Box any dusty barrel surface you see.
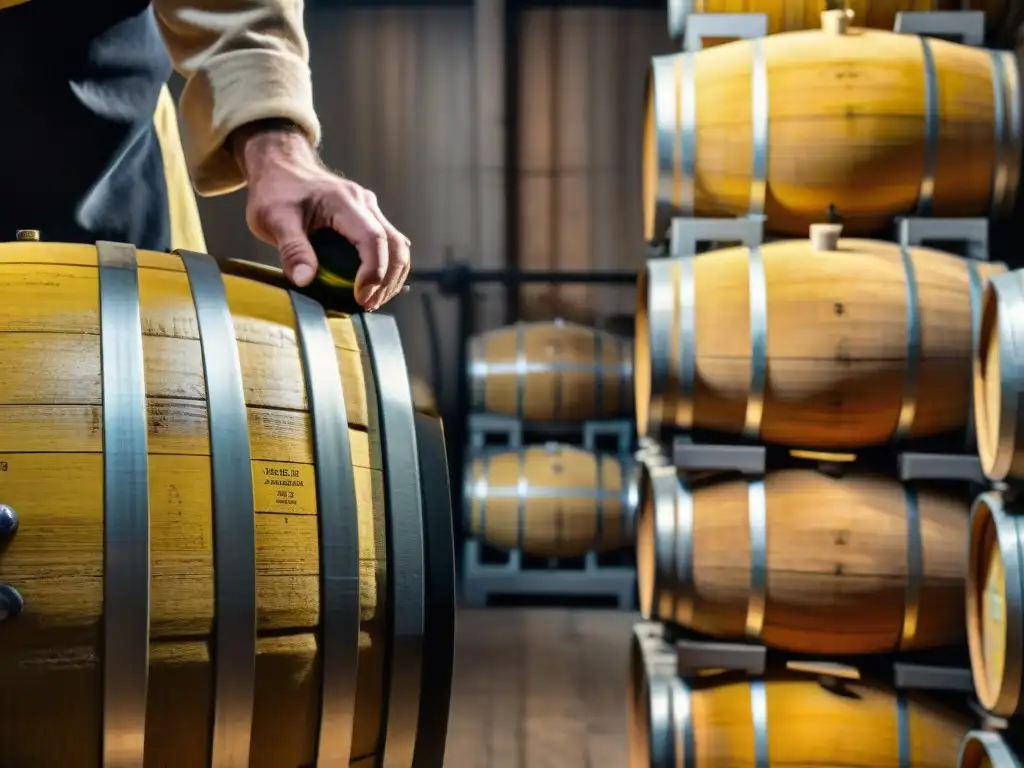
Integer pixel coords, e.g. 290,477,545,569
465,444,638,557
974,270,1024,481
0,240,455,767
643,23,1022,241
636,465,968,654
666,0,1023,46
635,235,1005,447
468,320,632,423
629,624,972,768
965,492,1024,719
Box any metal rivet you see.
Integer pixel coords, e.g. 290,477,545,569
0,585,24,621
0,505,19,535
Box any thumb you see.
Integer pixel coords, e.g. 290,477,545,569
266,211,318,288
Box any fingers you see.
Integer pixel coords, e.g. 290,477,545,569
330,201,388,308
261,207,319,287
363,191,411,307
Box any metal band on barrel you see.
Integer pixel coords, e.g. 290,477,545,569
676,255,697,431
672,475,695,626
990,51,1023,217
354,314,426,766
750,680,770,767
516,448,527,550
649,470,679,621
916,37,939,216
896,693,911,768
745,247,768,440
646,259,677,435
411,413,457,767
179,250,258,767
647,676,674,767
679,52,697,216
749,38,768,217
98,241,152,768
746,479,768,639
290,292,361,766
469,337,485,411
894,246,921,441
670,678,695,768
958,731,1024,768
899,485,923,650
514,322,527,420
965,260,983,449
651,55,681,239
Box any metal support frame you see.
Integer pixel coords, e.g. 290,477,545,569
893,11,986,46
461,414,636,609
665,626,973,694
680,12,767,52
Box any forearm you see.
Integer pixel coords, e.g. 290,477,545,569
151,0,322,196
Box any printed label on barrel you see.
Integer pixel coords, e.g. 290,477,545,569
253,460,317,515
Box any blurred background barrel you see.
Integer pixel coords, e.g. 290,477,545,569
966,492,1024,719
629,625,972,768
637,466,968,654
666,0,1024,46
468,319,632,423
636,235,1005,447
975,271,1024,481
643,25,1022,241
465,444,638,558
0,240,450,766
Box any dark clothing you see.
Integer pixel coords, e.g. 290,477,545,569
0,0,171,250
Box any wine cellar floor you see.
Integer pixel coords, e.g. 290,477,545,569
445,609,637,768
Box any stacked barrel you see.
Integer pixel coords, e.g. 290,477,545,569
628,0,1024,765
462,320,638,564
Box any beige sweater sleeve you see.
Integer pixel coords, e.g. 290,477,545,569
151,0,322,196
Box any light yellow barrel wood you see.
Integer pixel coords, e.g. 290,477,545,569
411,375,438,417
629,625,973,768
643,22,1022,241
468,320,632,423
965,492,1024,718
637,466,968,654
667,0,1022,45
466,444,637,558
636,235,1005,448
959,730,1024,768
973,270,1024,481
0,241,389,766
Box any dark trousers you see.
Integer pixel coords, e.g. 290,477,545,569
0,0,172,250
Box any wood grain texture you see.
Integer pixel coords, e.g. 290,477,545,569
643,25,1021,239
0,242,388,766
636,238,1005,447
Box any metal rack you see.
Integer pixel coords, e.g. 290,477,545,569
461,413,637,609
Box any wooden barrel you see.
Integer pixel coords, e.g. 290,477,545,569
965,491,1024,718
411,375,439,417
959,731,1024,768
642,22,1023,241
629,625,972,768
666,0,1023,46
974,270,1024,481
468,319,632,423
0,239,455,767
465,444,638,557
635,233,1006,447
637,465,968,654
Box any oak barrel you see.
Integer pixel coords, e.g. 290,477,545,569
974,270,1024,481
629,623,972,768
465,444,638,557
667,0,1024,46
965,492,1024,718
959,731,1024,768
468,319,632,423
637,465,968,654
636,233,1005,447
643,22,1023,241
0,239,455,767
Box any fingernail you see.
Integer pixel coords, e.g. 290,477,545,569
293,264,315,287
403,236,412,246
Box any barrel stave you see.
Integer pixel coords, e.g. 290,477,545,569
0,244,393,765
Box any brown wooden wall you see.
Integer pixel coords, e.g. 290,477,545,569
180,5,670,410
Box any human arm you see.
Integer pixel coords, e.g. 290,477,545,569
151,0,409,306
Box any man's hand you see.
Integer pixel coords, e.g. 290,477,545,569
231,120,410,310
